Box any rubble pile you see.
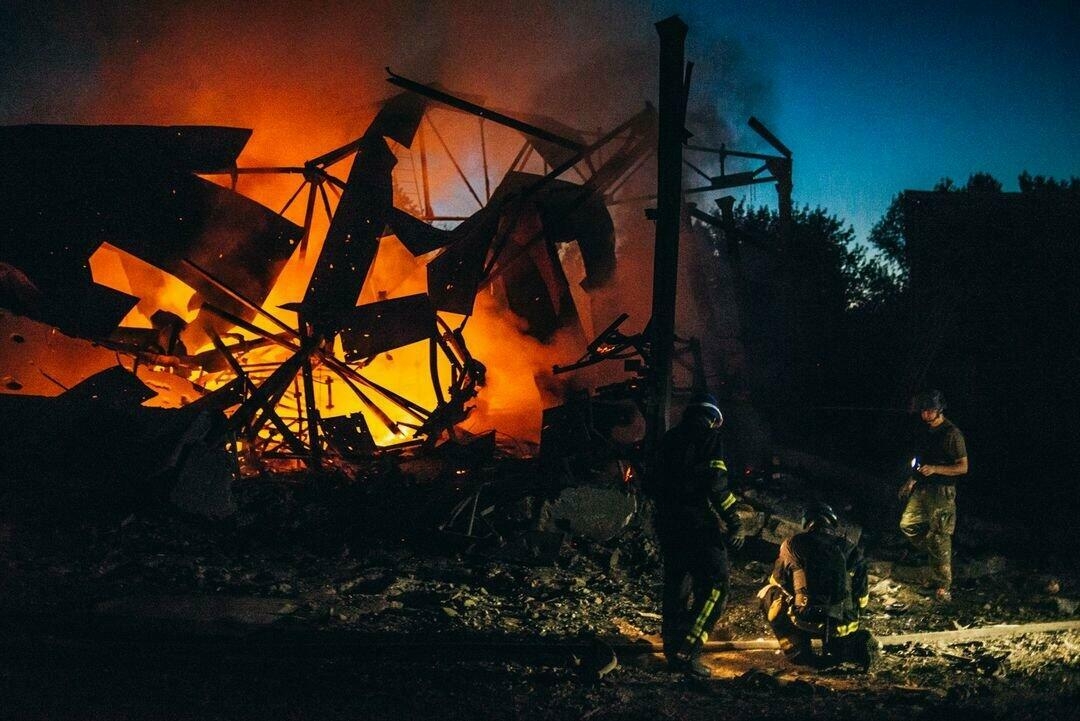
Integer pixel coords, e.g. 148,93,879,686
2,465,1078,719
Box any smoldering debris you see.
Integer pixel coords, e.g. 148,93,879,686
3,460,1079,720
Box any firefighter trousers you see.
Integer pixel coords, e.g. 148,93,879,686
659,536,730,659
758,585,865,663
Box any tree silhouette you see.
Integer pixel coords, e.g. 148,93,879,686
1018,171,1080,193
964,172,1003,192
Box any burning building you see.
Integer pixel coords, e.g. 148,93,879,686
0,58,669,512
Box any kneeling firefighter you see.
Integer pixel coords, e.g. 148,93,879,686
647,394,745,678
757,502,878,670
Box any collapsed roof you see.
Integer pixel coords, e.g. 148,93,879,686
0,124,303,339
0,77,656,466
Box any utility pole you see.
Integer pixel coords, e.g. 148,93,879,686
647,15,689,451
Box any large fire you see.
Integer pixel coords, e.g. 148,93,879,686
0,5,682,457
12,106,617,451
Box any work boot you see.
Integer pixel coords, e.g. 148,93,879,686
847,630,881,672
669,651,712,678
787,651,826,670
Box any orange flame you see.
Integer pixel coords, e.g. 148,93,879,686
4,6,671,451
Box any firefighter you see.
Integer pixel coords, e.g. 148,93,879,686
648,393,745,678
899,389,968,601
757,502,878,670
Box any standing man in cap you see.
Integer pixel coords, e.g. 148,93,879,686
899,390,968,602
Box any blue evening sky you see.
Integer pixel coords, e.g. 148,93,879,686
664,0,1079,242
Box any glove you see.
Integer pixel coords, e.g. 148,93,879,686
726,528,746,551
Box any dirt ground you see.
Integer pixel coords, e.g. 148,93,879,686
2,471,1078,720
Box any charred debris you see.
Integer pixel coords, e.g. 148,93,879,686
0,87,630,512
0,22,800,530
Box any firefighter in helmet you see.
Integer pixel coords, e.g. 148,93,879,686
758,501,878,670
648,393,745,678
899,389,968,602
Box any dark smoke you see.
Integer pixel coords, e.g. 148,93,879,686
3,2,774,141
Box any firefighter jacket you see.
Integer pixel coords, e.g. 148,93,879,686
767,527,868,636
648,416,742,541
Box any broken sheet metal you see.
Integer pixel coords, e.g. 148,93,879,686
58,364,159,408
0,365,237,518
35,283,140,340
0,310,212,403
201,87,480,460
385,73,653,339
300,91,430,336
385,207,456,256
320,412,378,457
422,172,616,341
1,123,252,174
366,91,430,149
338,294,437,362
167,176,302,330
424,205,504,316
517,174,616,289
0,124,302,339
300,134,396,335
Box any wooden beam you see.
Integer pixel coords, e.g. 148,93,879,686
637,619,1080,654
873,619,1080,647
